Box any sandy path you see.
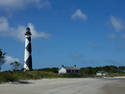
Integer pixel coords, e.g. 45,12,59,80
102,78,125,94
0,78,124,94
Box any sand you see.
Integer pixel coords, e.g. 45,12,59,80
0,78,125,94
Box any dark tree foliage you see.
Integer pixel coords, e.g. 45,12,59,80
37,67,58,73
0,49,5,70
80,65,125,75
10,61,21,71
0,49,5,58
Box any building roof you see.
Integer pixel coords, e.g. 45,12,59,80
61,65,80,70
96,71,107,74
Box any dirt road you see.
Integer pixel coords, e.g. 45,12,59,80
0,78,124,94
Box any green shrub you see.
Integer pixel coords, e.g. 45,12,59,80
0,72,19,83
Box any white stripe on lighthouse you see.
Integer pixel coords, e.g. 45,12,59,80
24,27,32,71
24,36,30,70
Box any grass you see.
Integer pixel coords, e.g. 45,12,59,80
0,70,60,81
105,73,125,77
0,72,19,83
0,70,83,83
1,70,125,83
0,70,87,83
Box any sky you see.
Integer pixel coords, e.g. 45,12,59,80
0,0,125,70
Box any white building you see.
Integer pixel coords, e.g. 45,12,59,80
58,65,80,74
96,71,108,76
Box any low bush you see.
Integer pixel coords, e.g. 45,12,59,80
0,70,60,83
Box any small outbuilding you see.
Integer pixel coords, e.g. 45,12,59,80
58,65,80,74
96,71,108,76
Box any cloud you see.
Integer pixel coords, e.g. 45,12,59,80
85,40,99,48
110,16,124,32
107,34,117,39
72,53,82,58
0,17,9,32
0,0,51,12
71,9,87,21
122,34,125,39
0,17,51,41
4,55,20,64
28,23,51,39
106,16,125,40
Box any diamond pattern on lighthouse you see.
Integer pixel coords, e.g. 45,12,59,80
24,27,32,71
25,55,32,70
26,43,31,53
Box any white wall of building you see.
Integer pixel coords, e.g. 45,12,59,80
96,73,102,76
96,72,107,76
58,67,66,74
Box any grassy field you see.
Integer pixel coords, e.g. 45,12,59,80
0,71,56,83
0,70,84,83
1,67,125,83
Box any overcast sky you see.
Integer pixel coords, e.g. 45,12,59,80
0,0,125,70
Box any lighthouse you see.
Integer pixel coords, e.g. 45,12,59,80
24,27,32,71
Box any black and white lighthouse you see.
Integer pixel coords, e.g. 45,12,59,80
24,27,32,71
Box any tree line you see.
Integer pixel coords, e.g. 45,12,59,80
80,65,125,75
0,49,21,71
1,48,125,74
